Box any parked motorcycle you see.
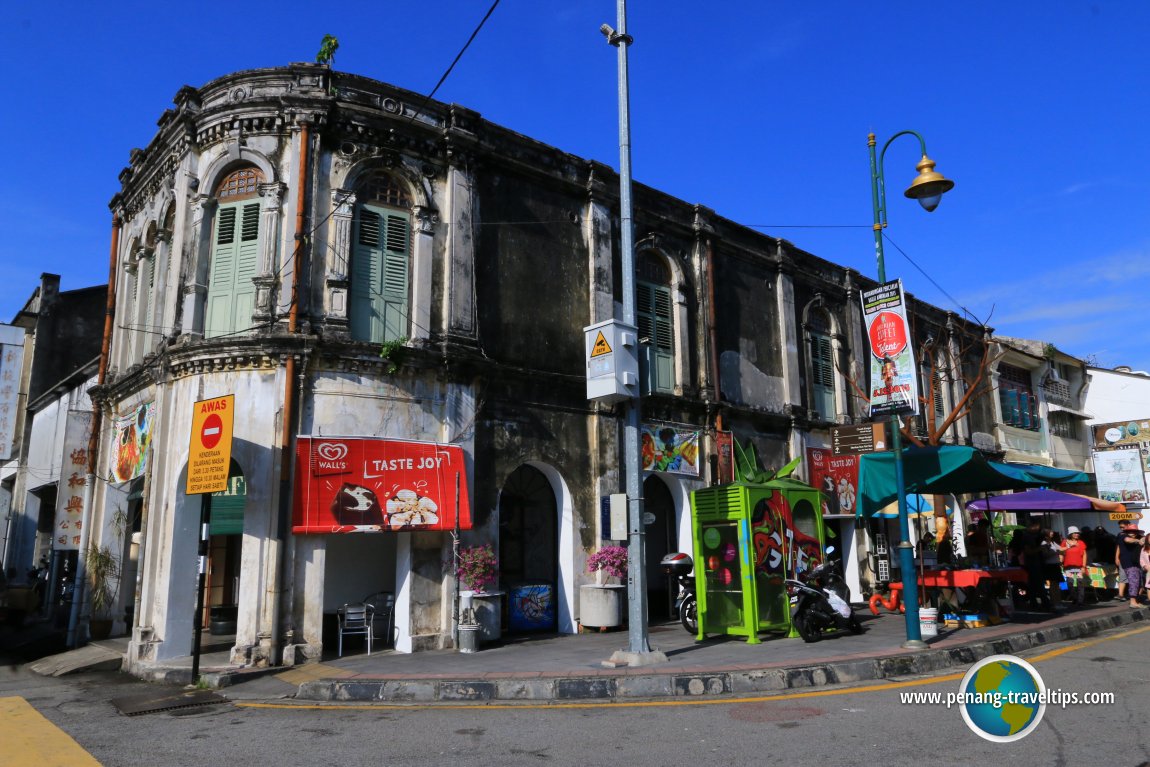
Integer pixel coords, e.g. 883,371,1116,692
659,552,697,634
785,554,863,643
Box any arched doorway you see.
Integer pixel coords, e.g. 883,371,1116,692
643,475,677,620
206,460,245,634
498,465,558,632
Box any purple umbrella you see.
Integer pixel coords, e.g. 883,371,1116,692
966,488,1125,512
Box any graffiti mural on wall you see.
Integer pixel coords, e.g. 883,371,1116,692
750,490,823,578
112,402,154,483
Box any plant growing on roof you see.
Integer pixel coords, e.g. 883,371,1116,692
586,545,629,581
456,544,498,593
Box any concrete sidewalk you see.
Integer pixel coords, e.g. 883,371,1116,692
211,601,1148,704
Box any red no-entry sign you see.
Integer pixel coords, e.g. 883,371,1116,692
201,413,223,450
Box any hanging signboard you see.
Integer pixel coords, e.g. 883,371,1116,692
715,430,734,484
1092,417,1150,472
186,395,234,495
806,447,859,517
860,280,919,418
1093,446,1148,506
292,437,471,533
53,411,92,550
0,323,24,460
641,423,701,476
112,401,155,483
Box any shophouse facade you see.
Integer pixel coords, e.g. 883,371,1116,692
85,63,1000,675
1,274,106,618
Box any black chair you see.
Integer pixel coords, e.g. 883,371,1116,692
336,602,374,657
363,591,395,648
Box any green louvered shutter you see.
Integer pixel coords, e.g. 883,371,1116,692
351,204,409,343
810,333,835,419
139,256,155,336
206,201,260,337
637,281,675,395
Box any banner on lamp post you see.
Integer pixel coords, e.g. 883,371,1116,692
861,279,920,418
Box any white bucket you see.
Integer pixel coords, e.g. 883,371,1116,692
919,607,939,638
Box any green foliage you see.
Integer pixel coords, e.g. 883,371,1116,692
732,440,799,484
380,337,407,374
86,543,121,620
316,34,340,66
456,544,498,593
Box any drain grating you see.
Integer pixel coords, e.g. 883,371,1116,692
111,689,228,716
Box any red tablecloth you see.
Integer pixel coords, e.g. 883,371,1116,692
917,568,1027,589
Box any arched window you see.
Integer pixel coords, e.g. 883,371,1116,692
807,309,837,421
637,252,674,395
206,167,264,338
350,173,412,343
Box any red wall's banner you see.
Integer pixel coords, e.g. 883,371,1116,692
293,437,471,533
806,447,860,517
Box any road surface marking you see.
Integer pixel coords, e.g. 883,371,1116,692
0,696,101,766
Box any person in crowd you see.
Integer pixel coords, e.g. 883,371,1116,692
1061,526,1088,605
1094,526,1119,599
1116,524,1144,608
1010,519,1049,610
1141,536,1150,603
966,518,992,566
1041,528,1065,610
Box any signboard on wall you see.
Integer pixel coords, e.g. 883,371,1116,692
861,280,920,418
0,323,24,460
1092,417,1150,472
641,423,701,476
806,447,859,517
292,437,471,533
54,411,92,550
1093,446,1148,506
186,395,234,495
113,401,155,483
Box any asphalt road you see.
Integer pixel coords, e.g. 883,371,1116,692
3,622,1148,767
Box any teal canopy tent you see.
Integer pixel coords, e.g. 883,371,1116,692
855,445,1090,518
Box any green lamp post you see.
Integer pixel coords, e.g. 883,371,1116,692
867,130,955,649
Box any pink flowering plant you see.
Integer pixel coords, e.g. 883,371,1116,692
456,544,499,593
586,545,629,582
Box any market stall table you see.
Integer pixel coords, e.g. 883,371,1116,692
868,567,1026,616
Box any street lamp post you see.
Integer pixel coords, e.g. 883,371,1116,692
602,1,664,666
867,130,954,649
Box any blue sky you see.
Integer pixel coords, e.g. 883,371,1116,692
2,1,1148,371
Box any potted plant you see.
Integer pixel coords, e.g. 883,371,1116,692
455,544,502,642
456,544,498,594
581,545,628,629
86,543,121,640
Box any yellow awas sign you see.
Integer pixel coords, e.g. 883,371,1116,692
590,331,613,358
186,394,235,495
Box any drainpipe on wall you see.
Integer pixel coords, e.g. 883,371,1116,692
67,213,121,648
703,232,724,482
270,120,310,665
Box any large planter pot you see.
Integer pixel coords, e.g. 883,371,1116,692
580,584,625,628
462,591,503,642
89,618,114,640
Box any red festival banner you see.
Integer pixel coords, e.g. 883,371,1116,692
293,437,471,534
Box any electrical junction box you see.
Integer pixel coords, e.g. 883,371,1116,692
584,319,639,404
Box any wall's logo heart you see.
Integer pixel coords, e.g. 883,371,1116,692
317,442,348,461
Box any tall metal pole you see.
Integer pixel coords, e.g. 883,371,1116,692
603,0,659,662
868,132,928,649
191,493,212,680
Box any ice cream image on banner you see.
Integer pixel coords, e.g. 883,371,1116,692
331,482,384,527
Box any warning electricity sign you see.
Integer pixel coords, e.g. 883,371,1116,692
186,394,234,495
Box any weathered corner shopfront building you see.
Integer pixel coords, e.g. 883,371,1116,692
88,64,992,674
